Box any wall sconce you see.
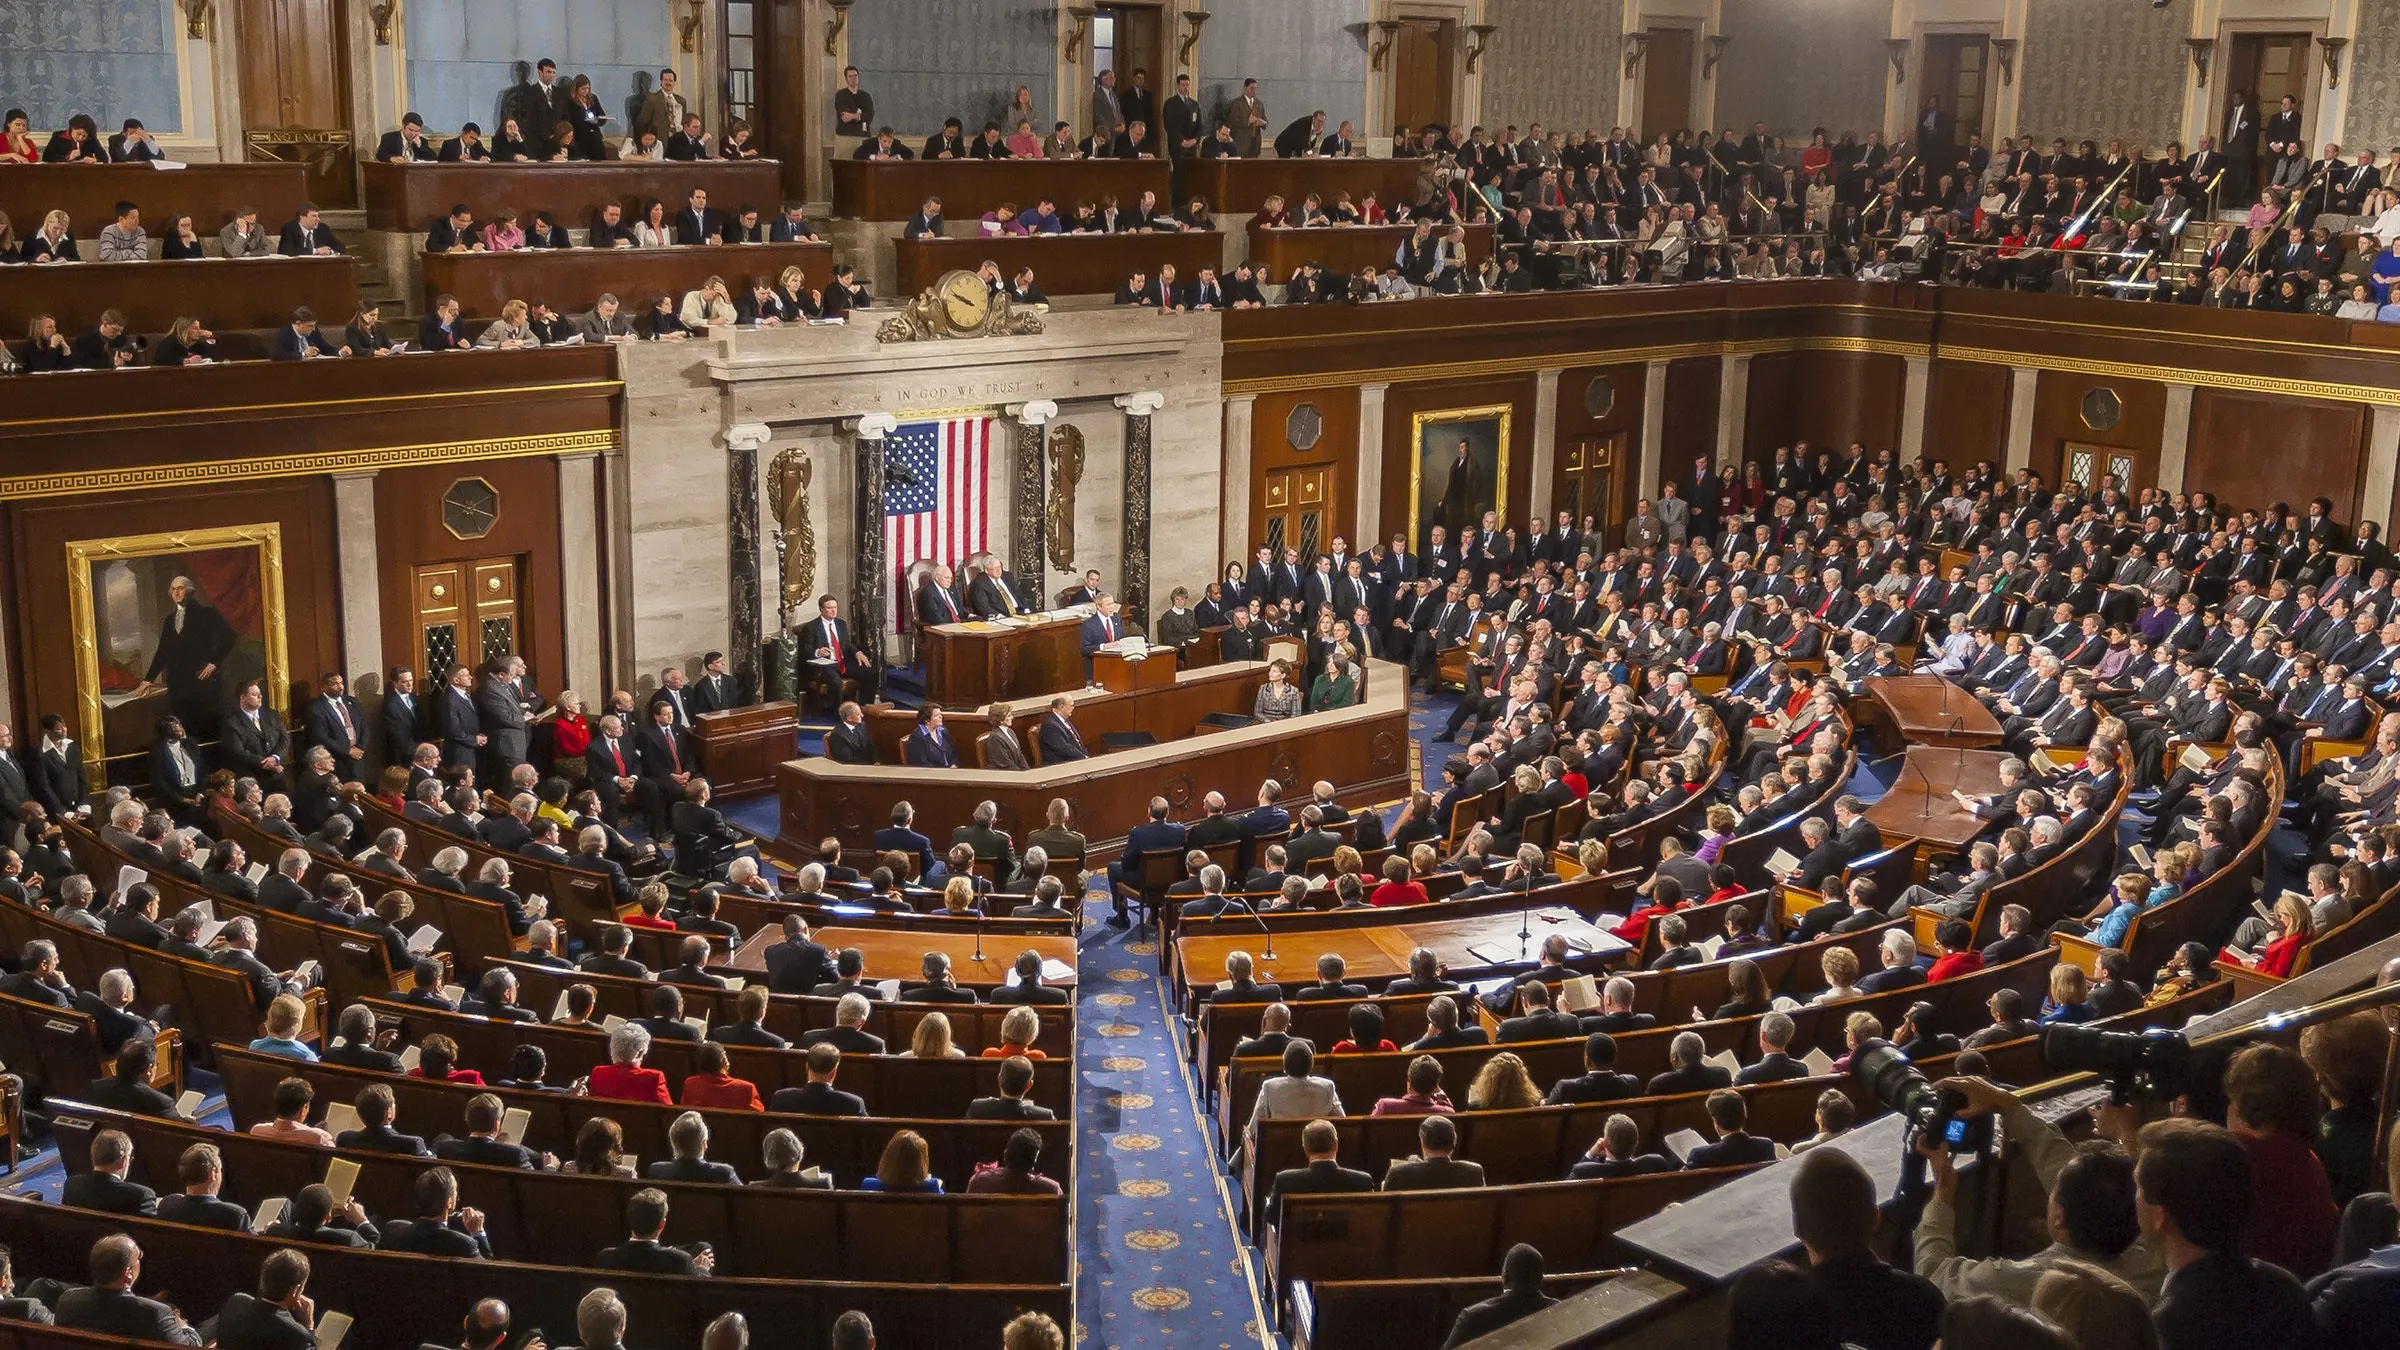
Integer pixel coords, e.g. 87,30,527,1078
1886,38,1908,85
1466,22,1497,73
1063,6,1094,62
2185,37,2214,88
2319,36,2348,89
1620,30,1649,79
1371,19,1401,72
677,0,705,54
1991,37,2017,86
179,0,212,39
369,0,400,45
1179,9,1209,70
824,0,854,57
1702,34,1730,80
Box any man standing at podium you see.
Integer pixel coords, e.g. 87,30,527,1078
797,595,880,711
1080,594,1138,672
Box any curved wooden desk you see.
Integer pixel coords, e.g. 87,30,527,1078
1859,674,2003,749
1173,906,1631,1003
778,658,1413,855
724,921,1075,988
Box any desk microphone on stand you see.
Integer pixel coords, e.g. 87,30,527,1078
1254,906,1277,964
1518,876,1536,959
972,913,986,965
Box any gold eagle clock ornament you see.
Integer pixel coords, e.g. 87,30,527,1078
877,269,1045,342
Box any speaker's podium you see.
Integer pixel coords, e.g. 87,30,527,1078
1093,641,1175,695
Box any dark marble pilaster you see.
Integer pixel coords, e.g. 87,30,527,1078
1006,401,1057,594
1115,392,1164,627
724,424,770,701
851,414,897,671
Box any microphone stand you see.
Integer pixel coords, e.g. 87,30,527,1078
972,913,985,965
1255,906,1277,964
1518,877,1535,959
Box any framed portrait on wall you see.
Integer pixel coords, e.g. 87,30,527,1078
66,524,288,791
1409,404,1513,555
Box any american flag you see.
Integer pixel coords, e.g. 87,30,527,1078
884,414,993,631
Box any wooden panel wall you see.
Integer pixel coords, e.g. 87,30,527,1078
1660,359,1721,487
2188,392,2368,523
2030,370,2168,491
1926,360,2011,471
1250,386,1363,543
1739,352,1907,472
1553,362,1650,534
6,480,342,762
373,457,571,698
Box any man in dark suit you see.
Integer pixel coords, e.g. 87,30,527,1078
381,666,426,771
631,702,694,838
155,1142,249,1230
915,564,967,628
1,939,74,1008
1684,1090,1780,1168
276,204,343,256
597,1190,714,1275
1106,795,1186,928
1038,695,1088,764
302,671,368,783
965,1056,1057,1120
29,713,84,819
376,112,436,162
990,949,1071,1004
437,665,482,771
266,308,343,361
903,706,959,767
433,1095,551,1170
765,1044,868,1115
824,701,878,765
214,1250,322,1350
673,187,717,250
900,951,978,1004
1263,1120,1374,1226
582,714,646,826
762,915,837,994
63,1130,158,1215
374,1169,489,1256
796,595,879,710
967,558,1027,618
1736,1014,1812,1084
220,684,294,790
687,652,741,715
1079,592,1134,666
870,802,936,878
1444,1245,1558,1346
1381,1115,1487,1191
1646,1032,1735,1096
55,1236,199,1344
1545,1033,1642,1104
1495,981,1583,1043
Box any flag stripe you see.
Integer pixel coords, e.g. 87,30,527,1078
883,415,993,632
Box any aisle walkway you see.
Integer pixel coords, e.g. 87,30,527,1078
1073,909,1272,1350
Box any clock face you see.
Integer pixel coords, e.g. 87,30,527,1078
1286,402,1324,452
940,271,991,330
442,477,499,539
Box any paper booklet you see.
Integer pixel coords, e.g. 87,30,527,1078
250,1197,287,1234
2178,743,2213,773
115,865,147,897
320,1103,363,1138
1799,1047,1837,1077
322,1157,361,1209
1765,848,1801,876
397,1045,421,1073
497,1108,533,1147
174,1089,206,1118
407,926,442,953
1558,974,1602,1013
1703,1049,1742,1076
553,991,575,1021
1661,1128,1709,1164
316,1312,354,1350
1696,934,1726,961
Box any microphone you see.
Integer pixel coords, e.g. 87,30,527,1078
972,912,985,965
1254,904,1277,964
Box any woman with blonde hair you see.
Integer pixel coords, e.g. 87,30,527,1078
775,265,821,316
1576,837,1610,877
2039,962,2094,1024
476,299,537,349
1811,946,1862,1005
904,1011,964,1059
1465,1052,1541,1111
983,1004,1046,1059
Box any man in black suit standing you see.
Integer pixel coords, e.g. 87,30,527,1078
1037,695,1088,763
381,665,426,772
219,682,292,790
438,664,483,772
796,595,879,710
303,672,368,783
29,713,83,820
55,1236,199,1344
824,701,878,764
139,574,235,741
632,702,694,839
687,652,742,715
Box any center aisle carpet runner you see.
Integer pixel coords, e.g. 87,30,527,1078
1074,910,1273,1350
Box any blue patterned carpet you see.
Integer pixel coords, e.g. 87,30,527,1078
1074,912,1273,1350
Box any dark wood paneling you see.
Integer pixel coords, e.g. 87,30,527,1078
831,159,1172,220
1251,384,1361,542
1187,158,1432,216
2030,370,2167,490
3,257,360,337
361,161,787,232
2189,390,2367,523
0,164,313,236
1926,359,2010,471
8,480,341,762
1739,351,1905,470
422,243,833,318
1660,358,1721,481
374,456,569,698
1380,375,1538,559
890,231,1224,297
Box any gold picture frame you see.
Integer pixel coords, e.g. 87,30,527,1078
67,524,289,791
1409,403,1514,557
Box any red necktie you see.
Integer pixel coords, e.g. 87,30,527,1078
334,699,354,739
1103,617,1114,642
829,629,842,667
610,740,625,775
667,732,681,773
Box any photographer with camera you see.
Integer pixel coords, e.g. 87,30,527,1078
1910,1076,2163,1303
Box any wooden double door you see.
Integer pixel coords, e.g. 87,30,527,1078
413,558,524,681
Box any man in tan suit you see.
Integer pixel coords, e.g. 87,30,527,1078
634,68,688,145
1231,79,1267,159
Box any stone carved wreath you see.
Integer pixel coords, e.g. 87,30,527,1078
1046,424,1086,574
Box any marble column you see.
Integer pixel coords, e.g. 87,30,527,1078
1529,368,1562,522
556,451,605,701
1116,391,1166,626
1356,383,1390,546
331,471,385,686
2155,385,2195,493
1006,401,1060,589
1223,395,1256,564
1899,356,1931,463
723,423,772,702
1638,361,1667,502
850,413,898,672
2366,406,2400,529
1715,355,1750,467
2002,366,2039,473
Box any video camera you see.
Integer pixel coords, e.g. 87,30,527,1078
1852,1038,1993,1155
2041,1023,2195,1106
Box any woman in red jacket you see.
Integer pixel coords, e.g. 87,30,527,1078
1367,854,1429,907
680,1042,763,1111
588,1023,672,1104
